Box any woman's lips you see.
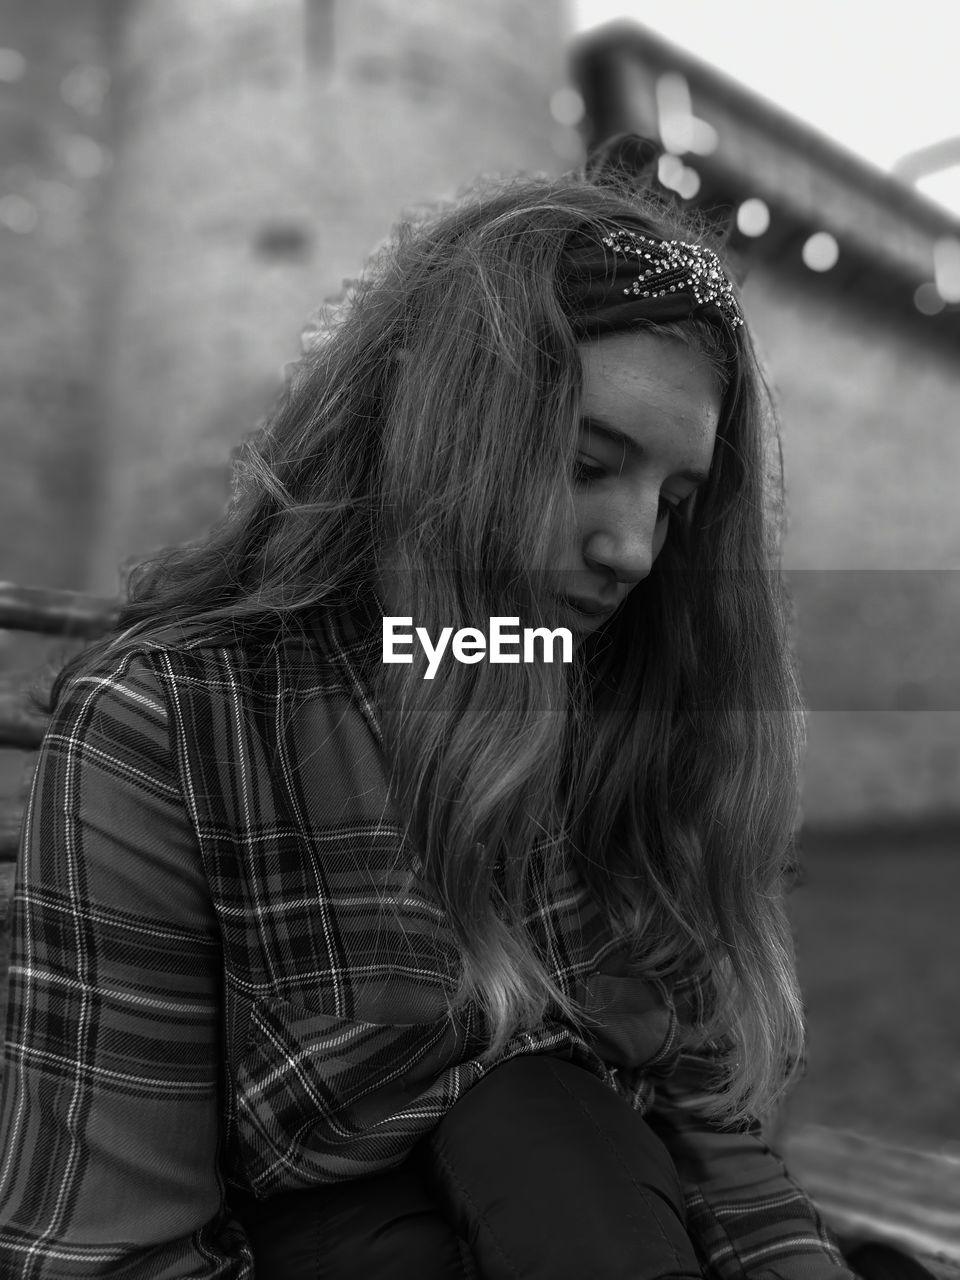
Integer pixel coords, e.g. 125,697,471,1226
560,595,619,625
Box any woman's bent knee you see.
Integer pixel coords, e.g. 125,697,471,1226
422,1053,701,1280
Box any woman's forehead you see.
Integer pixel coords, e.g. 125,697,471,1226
579,332,722,420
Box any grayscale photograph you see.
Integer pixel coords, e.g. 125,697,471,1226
0,2,958,1276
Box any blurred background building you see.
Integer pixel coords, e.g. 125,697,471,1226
1,0,958,1149
0,0,570,589
2,0,958,828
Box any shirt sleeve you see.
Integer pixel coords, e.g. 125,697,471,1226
0,651,253,1278
647,1044,855,1280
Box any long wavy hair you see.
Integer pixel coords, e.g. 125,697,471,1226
53,160,805,1124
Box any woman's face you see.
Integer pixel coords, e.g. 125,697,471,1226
551,329,721,633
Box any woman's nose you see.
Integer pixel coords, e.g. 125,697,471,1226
582,502,661,586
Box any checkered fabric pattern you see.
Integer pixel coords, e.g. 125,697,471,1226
0,597,852,1278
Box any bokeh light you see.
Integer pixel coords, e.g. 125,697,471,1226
655,72,694,154
549,86,585,128
933,236,960,304
0,193,38,233
61,135,110,179
654,71,718,157
0,48,26,82
801,231,839,272
60,65,110,116
656,153,700,199
736,197,770,237
913,282,945,315
674,164,700,200
657,153,683,188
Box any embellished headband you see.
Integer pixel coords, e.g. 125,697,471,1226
560,224,744,340
600,228,744,329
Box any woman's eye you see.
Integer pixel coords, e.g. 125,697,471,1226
573,459,606,485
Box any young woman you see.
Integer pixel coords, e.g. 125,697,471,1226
0,144,856,1278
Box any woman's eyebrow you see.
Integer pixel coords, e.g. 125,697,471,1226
578,414,711,485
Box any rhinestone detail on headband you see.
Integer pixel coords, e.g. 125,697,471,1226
601,229,744,328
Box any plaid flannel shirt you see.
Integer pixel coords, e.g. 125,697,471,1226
0,595,853,1279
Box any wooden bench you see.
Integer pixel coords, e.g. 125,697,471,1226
0,582,118,1011
781,1126,960,1279
0,581,118,842
0,581,958,1276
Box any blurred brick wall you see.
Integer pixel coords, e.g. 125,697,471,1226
742,266,960,824
88,0,573,591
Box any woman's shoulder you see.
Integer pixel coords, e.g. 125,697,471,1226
46,604,385,795
62,611,358,701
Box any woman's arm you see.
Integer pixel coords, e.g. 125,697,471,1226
0,652,252,1278
648,1044,855,1280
